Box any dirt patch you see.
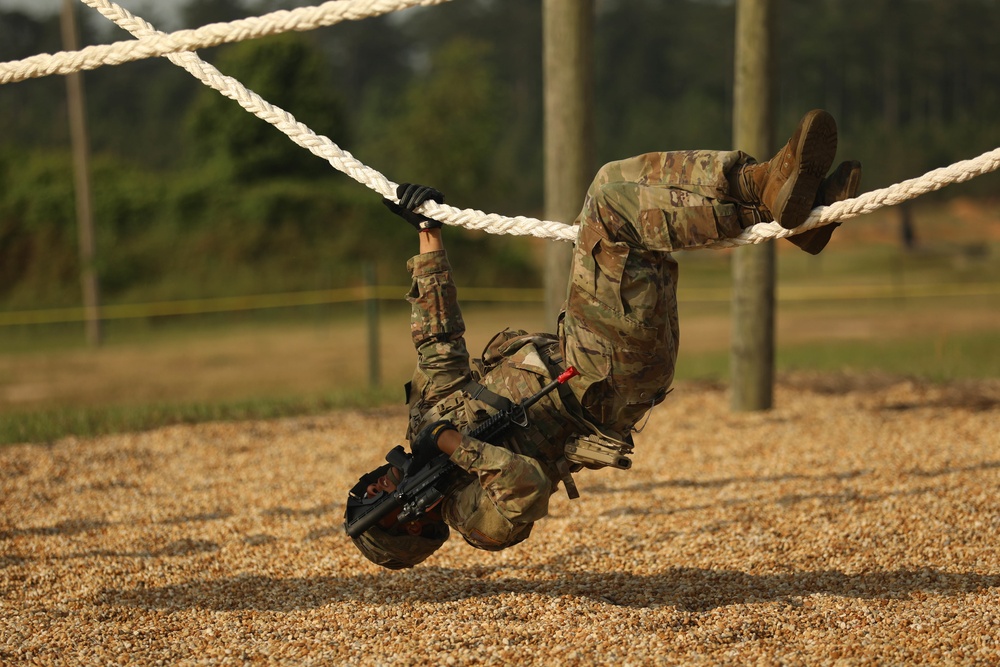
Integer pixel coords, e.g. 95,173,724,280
3,375,999,664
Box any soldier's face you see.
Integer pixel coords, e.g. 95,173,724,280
365,467,401,498
363,466,443,536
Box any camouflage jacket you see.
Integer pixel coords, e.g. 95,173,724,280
404,250,585,550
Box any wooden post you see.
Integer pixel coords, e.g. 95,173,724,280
364,262,380,389
730,0,775,411
542,0,595,331
61,0,102,347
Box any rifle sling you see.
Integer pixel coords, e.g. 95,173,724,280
462,379,513,413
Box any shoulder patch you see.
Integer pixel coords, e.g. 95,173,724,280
509,346,549,376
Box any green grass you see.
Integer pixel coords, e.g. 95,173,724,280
0,388,399,446
676,330,1000,384
777,330,1000,381
0,300,389,354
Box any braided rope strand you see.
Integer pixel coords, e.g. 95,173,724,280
0,0,453,85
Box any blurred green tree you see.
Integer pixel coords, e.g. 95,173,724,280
180,0,252,28
375,37,503,205
184,32,349,183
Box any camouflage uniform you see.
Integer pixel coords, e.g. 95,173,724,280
406,150,752,551
405,251,582,550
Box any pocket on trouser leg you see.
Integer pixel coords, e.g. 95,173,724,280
443,483,533,552
564,323,674,433
564,243,677,431
572,216,630,313
562,323,614,425
609,335,676,431
633,197,743,250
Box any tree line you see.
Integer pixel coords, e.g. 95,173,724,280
0,0,997,310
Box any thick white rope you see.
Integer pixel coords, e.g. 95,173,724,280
0,0,453,85
17,0,1000,246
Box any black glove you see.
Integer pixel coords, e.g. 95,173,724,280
409,420,457,471
383,183,445,231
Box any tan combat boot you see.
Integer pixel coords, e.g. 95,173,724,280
786,160,862,255
731,109,839,230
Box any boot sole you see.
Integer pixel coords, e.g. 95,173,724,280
773,110,838,229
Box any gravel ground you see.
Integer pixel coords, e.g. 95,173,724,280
2,374,1000,666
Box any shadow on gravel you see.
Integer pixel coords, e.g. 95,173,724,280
0,518,113,541
0,511,234,544
95,566,1000,613
586,459,1000,498
584,469,871,495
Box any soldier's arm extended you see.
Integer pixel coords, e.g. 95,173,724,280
406,247,471,406
383,183,473,409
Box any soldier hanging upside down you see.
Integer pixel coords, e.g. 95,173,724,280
345,109,862,569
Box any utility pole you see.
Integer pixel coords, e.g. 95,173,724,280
542,0,595,330
61,0,102,346
730,0,774,411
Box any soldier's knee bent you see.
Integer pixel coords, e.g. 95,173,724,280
442,472,551,552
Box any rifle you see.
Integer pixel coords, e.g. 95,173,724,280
344,366,579,538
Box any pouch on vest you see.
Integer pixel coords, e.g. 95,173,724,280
564,433,633,470
480,328,529,372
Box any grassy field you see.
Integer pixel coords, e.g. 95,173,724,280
1,201,998,444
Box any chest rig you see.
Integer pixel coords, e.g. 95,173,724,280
467,329,634,498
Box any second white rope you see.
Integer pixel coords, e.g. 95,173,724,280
68,0,1000,247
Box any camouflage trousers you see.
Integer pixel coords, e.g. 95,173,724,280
561,149,752,435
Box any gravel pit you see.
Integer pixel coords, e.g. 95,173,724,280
2,374,999,665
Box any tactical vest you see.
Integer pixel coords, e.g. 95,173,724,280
412,329,634,499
